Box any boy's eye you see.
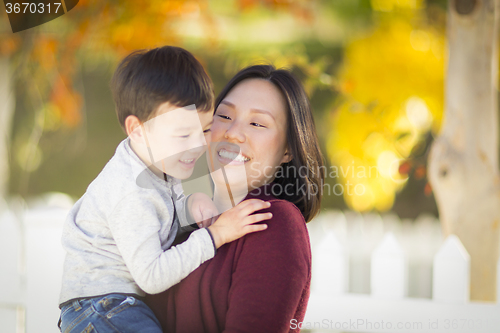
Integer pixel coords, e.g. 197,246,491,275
251,122,265,128
179,135,190,138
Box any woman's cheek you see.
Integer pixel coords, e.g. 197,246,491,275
247,162,263,188
210,121,224,140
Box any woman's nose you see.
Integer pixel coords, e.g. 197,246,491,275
224,121,245,143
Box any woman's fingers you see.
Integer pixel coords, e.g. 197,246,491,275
238,199,271,215
240,198,262,205
236,199,268,209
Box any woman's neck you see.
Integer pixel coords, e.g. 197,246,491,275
213,186,249,213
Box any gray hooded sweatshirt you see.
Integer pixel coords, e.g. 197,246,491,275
59,138,215,306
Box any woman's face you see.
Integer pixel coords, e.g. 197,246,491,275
209,78,292,193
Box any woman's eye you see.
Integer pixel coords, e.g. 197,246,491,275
217,114,231,120
203,129,211,134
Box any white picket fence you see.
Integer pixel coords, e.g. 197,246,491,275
304,211,500,332
1,195,500,333
0,194,70,333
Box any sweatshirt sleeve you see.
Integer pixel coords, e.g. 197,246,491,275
224,200,311,333
172,185,194,230
107,191,215,294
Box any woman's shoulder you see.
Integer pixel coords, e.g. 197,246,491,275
266,199,304,224
234,192,311,278
241,190,309,251
246,184,307,233
246,184,305,224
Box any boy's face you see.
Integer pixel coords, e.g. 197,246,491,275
136,102,213,180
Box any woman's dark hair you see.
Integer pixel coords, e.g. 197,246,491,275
111,46,214,131
215,65,325,222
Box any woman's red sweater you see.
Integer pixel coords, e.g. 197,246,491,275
145,186,312,333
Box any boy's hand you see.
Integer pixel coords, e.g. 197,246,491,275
188,192,219,228
208,199,272,249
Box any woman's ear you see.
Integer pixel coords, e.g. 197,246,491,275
125,115,145,144
281,149,293,164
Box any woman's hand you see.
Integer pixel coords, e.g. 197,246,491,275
187,192,219,228
208,199,271,249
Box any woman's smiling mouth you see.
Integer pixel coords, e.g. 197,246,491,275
217,148,251,164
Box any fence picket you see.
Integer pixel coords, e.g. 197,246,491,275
25,208,67,333
410,214,441,298
0,210,23,304
312,232,348,294
345,211,371,294
371,232,407,298
0,209,24,332
432,234,470,303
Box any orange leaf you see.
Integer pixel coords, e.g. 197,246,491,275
424,182,433,196
50,75,82,128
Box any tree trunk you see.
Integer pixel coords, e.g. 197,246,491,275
428,0,500,301
0,57,14,201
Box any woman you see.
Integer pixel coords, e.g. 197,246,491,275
146,65,325,332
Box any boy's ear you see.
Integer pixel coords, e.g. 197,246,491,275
125,115,145,144
281,149,293,164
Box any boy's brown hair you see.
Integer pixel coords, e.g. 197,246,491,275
111,46,214,130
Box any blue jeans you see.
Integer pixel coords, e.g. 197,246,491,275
58,294,162,333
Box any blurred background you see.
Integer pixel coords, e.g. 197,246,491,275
0,0,448,217
6,1,500,332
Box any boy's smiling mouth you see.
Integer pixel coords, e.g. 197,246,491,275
179,154,200,168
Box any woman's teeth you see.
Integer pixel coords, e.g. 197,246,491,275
218,149,250,162
181,158,195,163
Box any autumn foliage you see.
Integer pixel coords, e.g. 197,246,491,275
328,1,445,211
0,0,216,130
1,0,447,212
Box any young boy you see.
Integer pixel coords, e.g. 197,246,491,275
58,46,270,332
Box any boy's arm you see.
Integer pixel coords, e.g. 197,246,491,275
108,192,215,295
172,187,199,235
